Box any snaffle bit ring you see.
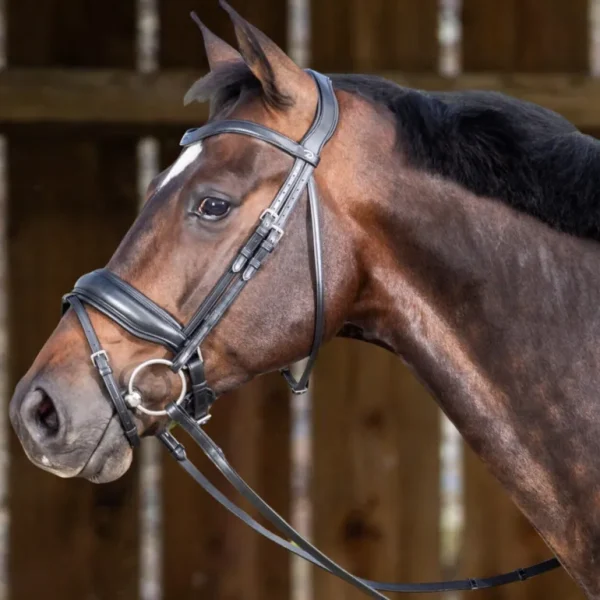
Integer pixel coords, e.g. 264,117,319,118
125,358,187,416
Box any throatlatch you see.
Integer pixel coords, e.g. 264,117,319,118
62,69,561,598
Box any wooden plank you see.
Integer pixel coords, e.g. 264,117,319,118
311,339,441,600
7,137,140,599
516,0,589,72
7,1,135,66
6,1,140,599
311,0,438,72
4,70,600,130
161,378,291,599
0,69,211,125
462,0,519,71
461,2,589,598
158,0,287,69
463,0,589,72
158,4,292,598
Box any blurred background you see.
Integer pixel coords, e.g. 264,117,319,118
0,0,596,599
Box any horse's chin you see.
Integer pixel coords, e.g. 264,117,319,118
77,416,134,483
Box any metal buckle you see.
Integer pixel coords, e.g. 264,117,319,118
260,209,285,241
290,383,309,395
260,208,279,224
90,350,109,366
269,224,285,243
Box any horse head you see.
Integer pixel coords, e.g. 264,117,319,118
8,2,385,483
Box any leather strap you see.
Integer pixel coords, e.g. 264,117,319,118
172,71,337,387
185,353,216,419
66,297,140,447
181,120,320,166
65,269,186,352
301,70,340,156
162,403,561,596
164,403,387,600
281,177,324,392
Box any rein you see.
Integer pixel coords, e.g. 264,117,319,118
62,69,560,598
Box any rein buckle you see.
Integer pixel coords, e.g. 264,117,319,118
90,349,109,367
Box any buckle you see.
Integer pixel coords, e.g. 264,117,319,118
269,224,285,243
260,209,285,242
90,350,109,367
260,207,279,223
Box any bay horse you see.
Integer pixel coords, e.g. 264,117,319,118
9,2,600,597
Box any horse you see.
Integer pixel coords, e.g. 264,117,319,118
9,1,600,597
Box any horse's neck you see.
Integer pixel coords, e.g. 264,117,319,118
348,171,600,598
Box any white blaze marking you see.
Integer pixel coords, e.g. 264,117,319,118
158,143,203,190
41,455,50,466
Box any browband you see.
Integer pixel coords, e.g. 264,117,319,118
181,120,320,166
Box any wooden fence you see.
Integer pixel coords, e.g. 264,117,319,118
0,1,594,599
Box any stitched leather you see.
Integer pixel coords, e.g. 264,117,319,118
67,297,140,447
281,177,324,392
66,269,186,352
181,121,320,166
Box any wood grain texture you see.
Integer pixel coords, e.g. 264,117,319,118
158,0,287,69
6,1,140,598
311,340,441,600
463,0,589,72
311,0,438,72
7,136,140,599
161,376,291,600
462,0,519,71
3,70,600,130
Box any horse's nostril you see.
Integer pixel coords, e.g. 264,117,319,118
35,391,60,436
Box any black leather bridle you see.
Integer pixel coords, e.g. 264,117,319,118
62,70,560,597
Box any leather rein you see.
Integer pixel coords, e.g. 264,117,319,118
62,70,560,598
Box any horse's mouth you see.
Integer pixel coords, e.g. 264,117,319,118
77,415,134,483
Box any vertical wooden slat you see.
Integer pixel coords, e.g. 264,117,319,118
463,0,589,72
7,136,140,599
159,0,287,69
311,0,438,72
461,2,588,598
157,3,292,599
310,3,441,598
516,0,589,72
311,340,441,600
462,0,518,71
161,377,291,599
6,2,140,599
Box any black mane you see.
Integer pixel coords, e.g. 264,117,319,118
334,74,600,242
188,65,600,242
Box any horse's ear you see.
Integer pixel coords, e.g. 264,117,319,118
219,0,316,111
190,11,242,71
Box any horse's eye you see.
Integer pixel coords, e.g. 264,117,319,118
197,197,231,221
